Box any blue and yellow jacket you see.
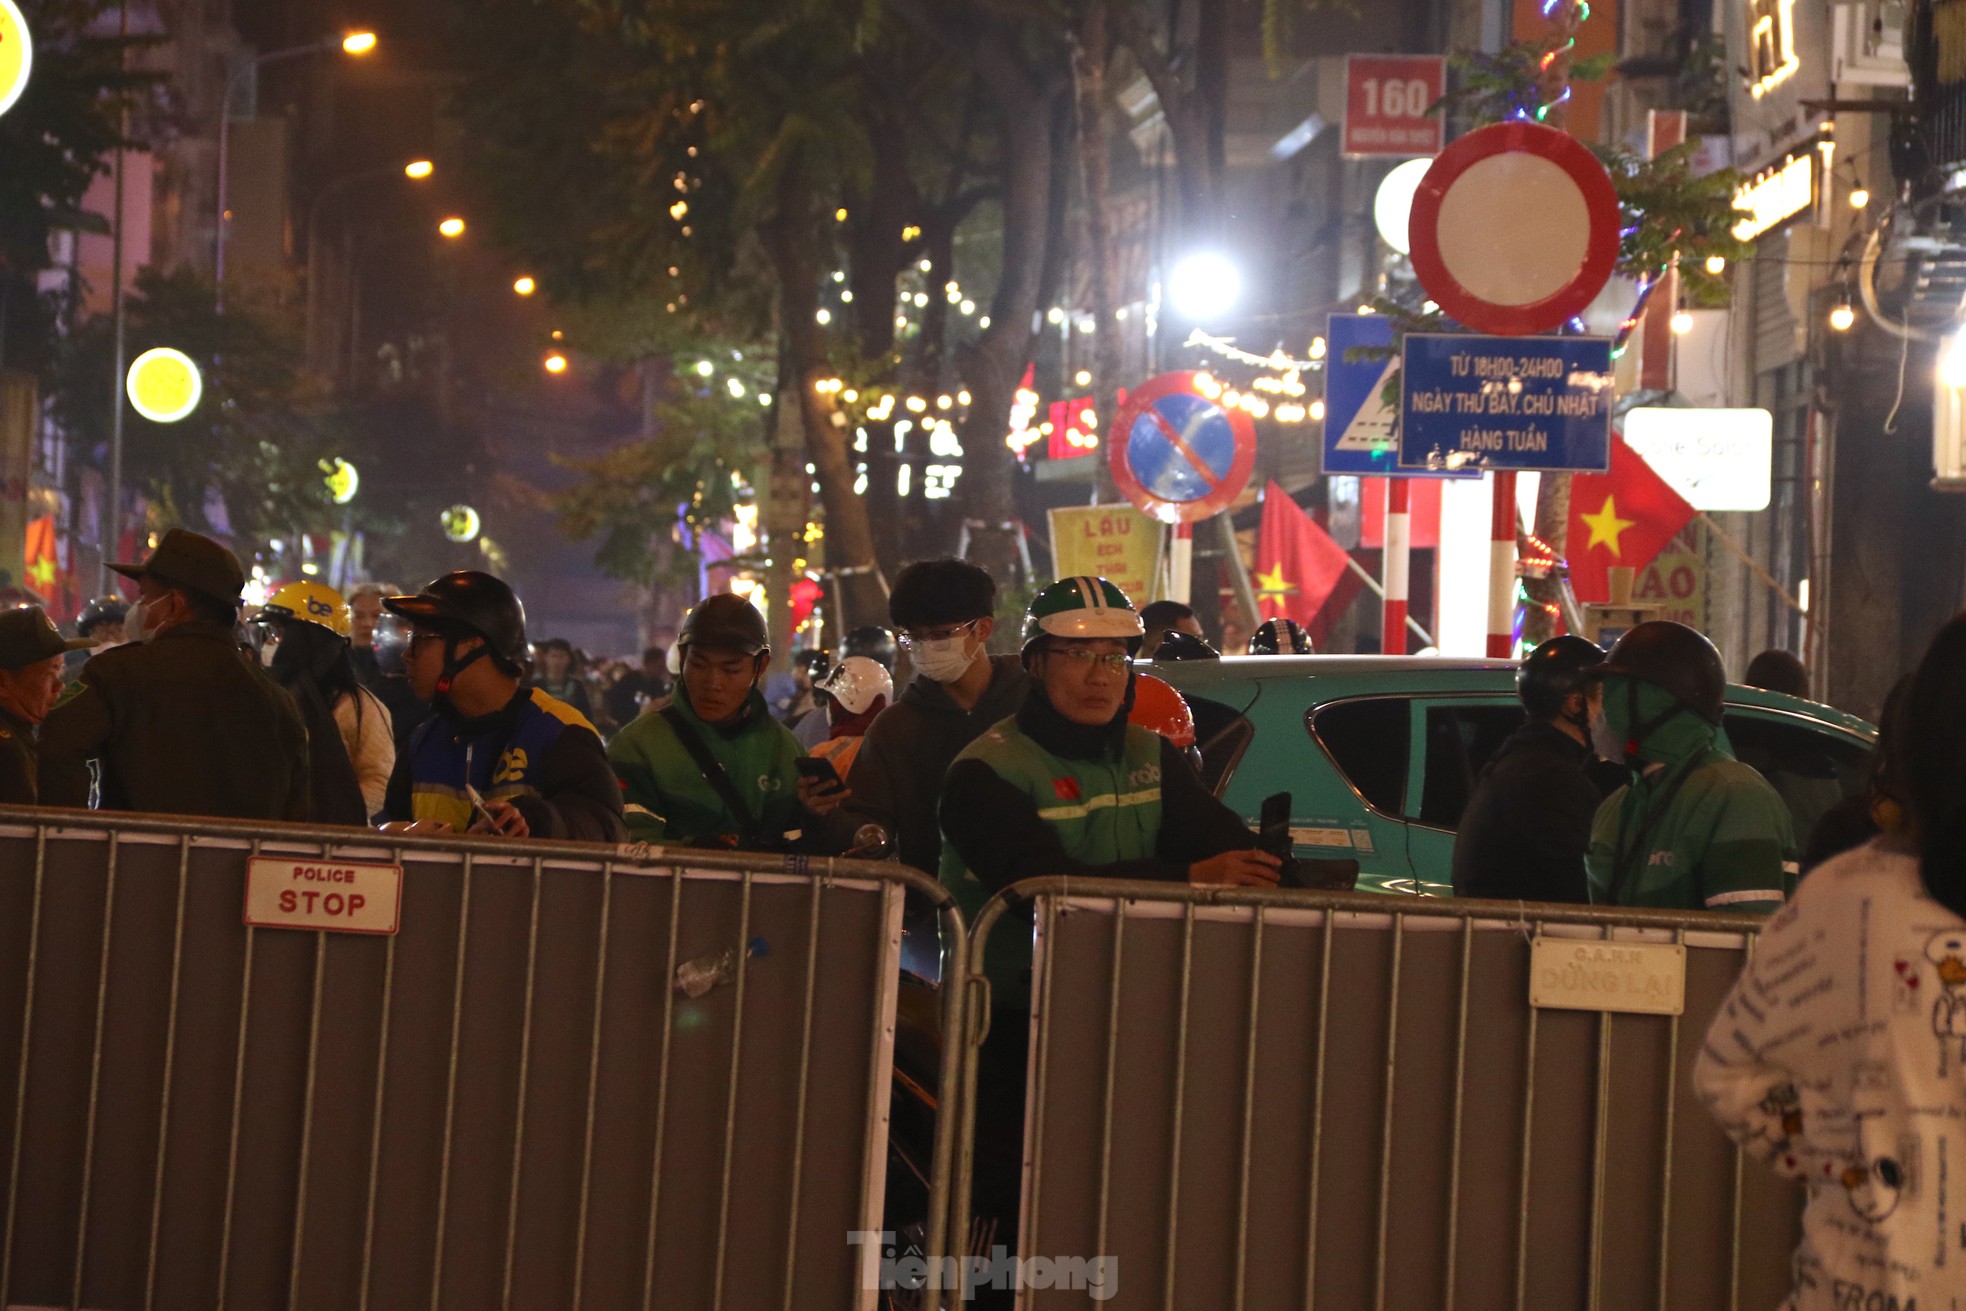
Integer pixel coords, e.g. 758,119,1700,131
382,687,626,843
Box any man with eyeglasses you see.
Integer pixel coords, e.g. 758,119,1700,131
377,571,625,843
819,558,1030,875
937,575,1279,1271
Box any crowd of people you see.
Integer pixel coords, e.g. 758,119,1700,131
10,527,1966,1309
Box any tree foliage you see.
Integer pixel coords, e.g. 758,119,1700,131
53,268,346,546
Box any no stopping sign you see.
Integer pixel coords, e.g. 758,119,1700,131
1407,122,1620,337
1107,372,1256,524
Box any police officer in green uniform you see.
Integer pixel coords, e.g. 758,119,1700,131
938,577,1278,1282
0,608,89,805
1586,621,1797,913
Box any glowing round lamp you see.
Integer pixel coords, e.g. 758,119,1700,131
322,458,360,505
0,0,33,119
440,504,481,543
1372,157,1435,256
125,348,203,423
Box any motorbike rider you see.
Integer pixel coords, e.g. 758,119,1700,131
379,571,624,842
255,580,394,824
607,593,845,847
1585,621,1796,913
1453,635,1608,903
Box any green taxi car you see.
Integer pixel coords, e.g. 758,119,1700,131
1152,654,1878,897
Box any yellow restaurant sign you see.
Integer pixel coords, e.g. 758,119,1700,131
1731,142,1829,242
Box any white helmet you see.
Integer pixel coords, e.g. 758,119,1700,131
817,655,893,716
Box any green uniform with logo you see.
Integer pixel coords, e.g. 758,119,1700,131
607,682,806,847
1586,675,1797,913
941,715,1164,997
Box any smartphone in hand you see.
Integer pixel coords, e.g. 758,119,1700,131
794,756,846,795
1258,791,1292,862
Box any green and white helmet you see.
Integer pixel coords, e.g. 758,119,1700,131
1021,576,1145,660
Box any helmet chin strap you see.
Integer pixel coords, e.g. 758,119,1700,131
434,636,490,710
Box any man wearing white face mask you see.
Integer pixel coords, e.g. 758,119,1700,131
819,558,1029,875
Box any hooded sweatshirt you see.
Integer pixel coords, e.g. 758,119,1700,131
607,680,806,848
1585,674,1796,913
825,653,1030,873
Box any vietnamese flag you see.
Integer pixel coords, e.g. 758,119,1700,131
1253,481,1360,643
1565,433,1696,602
23,515,56,602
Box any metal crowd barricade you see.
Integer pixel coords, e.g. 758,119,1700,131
0,805,965,1311
953,882,1799,1311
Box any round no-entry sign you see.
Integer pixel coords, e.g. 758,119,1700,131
1407,121,1620,337
1108,372,1256,524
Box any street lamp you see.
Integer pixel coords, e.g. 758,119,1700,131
216,31,379,310
543,352,568,374
513,275,536,296
1167,251,1241,324
403,159,434,180
438,216,466,239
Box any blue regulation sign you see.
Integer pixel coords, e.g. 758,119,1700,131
1397,334,1614,473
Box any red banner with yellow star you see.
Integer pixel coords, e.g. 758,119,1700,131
1254,481,1358,642
1565,432,1695,602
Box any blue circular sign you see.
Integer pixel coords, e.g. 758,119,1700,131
1108,372,1256,523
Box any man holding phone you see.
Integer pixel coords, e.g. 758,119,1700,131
378,572,625,843
609,593,847,848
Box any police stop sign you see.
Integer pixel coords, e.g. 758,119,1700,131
245,855,402,935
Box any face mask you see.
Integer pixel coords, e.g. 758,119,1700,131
910,634,975,684
259,638,278,668
125,597,158,644
1590,706,1624,762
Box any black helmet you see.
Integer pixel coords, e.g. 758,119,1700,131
842,625,897,671
679,593,770,657
1249,618,1313,655
1517,635,1606,718
1152,629,1221,661
793,647,833,679
75,595,129,639
1592,621,1726,725
382,571,530,671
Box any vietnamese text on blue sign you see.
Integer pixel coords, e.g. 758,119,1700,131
1398,334,1614,473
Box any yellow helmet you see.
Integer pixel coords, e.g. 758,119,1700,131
259,580,352,638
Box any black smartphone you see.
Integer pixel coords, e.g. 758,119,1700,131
795,756,845,793
1258,791,1292,862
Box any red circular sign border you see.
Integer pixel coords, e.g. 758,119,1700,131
1406,121,1621,338
1106,371,1257,524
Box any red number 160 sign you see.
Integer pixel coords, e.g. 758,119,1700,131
1343,54,1444,158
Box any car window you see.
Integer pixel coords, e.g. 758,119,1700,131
1417,703,1528,828
1724,711,1873,846
1309,698,1410,815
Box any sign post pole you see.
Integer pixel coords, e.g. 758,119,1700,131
1487,471,1517,656
1169,522,1193,605
1382,478,1410,654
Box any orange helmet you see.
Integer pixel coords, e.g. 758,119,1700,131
1129,673,1196,749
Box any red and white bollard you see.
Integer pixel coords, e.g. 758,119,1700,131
1382,478,1409,654
1486,471,1517,658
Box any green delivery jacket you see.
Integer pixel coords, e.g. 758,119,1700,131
939,688,1261,998
1585,675,1797,914
607,683,806,848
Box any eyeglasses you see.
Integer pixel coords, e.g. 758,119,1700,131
898,618,978,648
1046,648,1130,674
